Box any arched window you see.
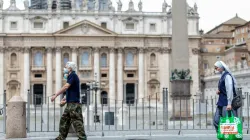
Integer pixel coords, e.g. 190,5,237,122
150,53,156,66
34,52,43,66
126,52,134,66
101,53,107,67
81,52,89,66
63,53,69,65
10,53,17,67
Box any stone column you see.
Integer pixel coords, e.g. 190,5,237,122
0,48,4,95
93,47,100,105
23,47,30,102
109,48,115,105
55,47,62,103
117,48,123,104
46,47,53,100
71,47,78,74
138,48,145,102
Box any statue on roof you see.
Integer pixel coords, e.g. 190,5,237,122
117,0,122,11
162,0,169,13
127,0,135,12
24,0,29,10
194,3,198,13
82,0,87,11
138,0,142,12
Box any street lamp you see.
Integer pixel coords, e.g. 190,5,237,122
86,73,105,123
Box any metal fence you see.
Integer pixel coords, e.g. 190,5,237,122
0,88,249,135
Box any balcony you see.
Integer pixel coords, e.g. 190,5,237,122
79,65,92,71
31,65,46,71
124,65,137,71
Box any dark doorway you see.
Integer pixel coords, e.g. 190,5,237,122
33,84,43,105
101,91,108,105
126,83,135,105
81,83,90,104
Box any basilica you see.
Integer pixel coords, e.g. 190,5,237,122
0,0,200,106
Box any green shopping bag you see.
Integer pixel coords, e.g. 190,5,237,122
217,110,243,140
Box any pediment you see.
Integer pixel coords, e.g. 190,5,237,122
54,20,117,36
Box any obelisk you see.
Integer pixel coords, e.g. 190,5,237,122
170,0,192,120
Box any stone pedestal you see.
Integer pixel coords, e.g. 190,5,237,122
6,96,27,139
170,80,192,120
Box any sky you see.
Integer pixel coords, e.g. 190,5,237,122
3,0,250,33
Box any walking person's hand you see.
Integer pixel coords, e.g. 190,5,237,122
60,98,66,105
51,94,57,102
226,104,232,110
216,90,220,95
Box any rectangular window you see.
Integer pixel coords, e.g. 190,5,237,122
127,74,134,78
101,73,107,78
34,22,43,29
126,23,135,30
150,23,156,32
101,22,107,28
203,64,208,69
34,74,42,78
63,22,69,29
10,22,17,29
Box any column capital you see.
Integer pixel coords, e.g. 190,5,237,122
45,47,53,53
138,47,146,53
160,47,171,54
71,47,78,53
109,47,115,53
117,48,123,53
93,47,100,53
0,47,5,53
55,47,62,52
192,48,200,55
23,47,30,53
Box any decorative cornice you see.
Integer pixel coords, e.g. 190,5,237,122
192,48,200,55
160,47,171,54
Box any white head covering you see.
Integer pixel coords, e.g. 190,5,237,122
214,61,237,88
66,61,77,72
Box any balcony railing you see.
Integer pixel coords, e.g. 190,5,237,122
31,65,46,71
79,65,92,71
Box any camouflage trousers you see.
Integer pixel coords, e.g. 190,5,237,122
56,103,86,140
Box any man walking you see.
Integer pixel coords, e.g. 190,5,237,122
51,61,87,140
213,61,238,133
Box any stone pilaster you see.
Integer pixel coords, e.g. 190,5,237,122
117,48,123,104
23,47,30,102
55,47,62,103
0,47,4,95
93,47,100,105
109,47,115,104
71,47,78,73
138,48,145,102
46,47,53,99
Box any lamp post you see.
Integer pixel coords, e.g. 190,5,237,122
86,73,105,122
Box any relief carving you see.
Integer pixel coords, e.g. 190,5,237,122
160,47,171,54
117,48,123,53
192,48,200,55
23,47,30,53
109,47,115,53
46,47,53,53
55,47,62,52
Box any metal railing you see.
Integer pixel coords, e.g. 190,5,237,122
0,88,249,135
